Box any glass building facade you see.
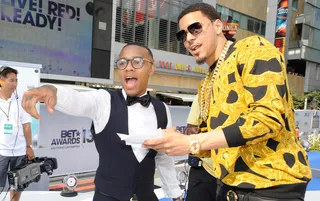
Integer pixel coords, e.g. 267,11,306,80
301,0,320,63
115,0,266,56
216,4,266,36
115,0,201,55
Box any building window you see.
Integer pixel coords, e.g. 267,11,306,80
217,4,266,36
216,4,222,13
115,0,202,56
158,19,168,51
247,17,264,34
220,6,230,21
232,11,241,23
115,1,266,56
316,65,320,80
261,22,266,35
254,20,261,33
239,15,248,30
292,0,298,11
247,17,255,32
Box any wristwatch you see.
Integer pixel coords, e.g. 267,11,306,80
189,139,201,154
27,145,33,148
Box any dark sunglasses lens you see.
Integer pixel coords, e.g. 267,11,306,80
176,30,187,42
188,22,203,35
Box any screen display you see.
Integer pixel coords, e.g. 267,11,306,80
0,0,93,78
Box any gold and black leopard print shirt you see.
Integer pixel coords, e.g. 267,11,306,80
199,36,312,190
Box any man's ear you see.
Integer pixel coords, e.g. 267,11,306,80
0,80,3,87
214,19,224,35
149,63,156,76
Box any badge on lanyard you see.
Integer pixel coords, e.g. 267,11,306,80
4,123,13,135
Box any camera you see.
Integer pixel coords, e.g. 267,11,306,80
7,157,58,191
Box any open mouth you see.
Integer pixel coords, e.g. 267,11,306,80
125,77,138,89
190,44,201,53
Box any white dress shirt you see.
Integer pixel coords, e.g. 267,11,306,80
54,86,181,198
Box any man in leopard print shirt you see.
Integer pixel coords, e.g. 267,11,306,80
144,3,312,201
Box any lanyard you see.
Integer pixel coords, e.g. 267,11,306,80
0,101,12,121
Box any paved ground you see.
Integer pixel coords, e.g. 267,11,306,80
49,163,187,193
0,189,319,201
0,147,317,200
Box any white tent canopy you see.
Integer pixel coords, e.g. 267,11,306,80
157,92,196,102
40,83,95,92
39,84,197,102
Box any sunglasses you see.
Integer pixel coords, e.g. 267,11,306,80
176,21,213,43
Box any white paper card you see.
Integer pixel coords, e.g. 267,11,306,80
117,128,163,145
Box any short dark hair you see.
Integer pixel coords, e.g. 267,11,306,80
0,66,18,78
178,3,221,23
122,42,154,59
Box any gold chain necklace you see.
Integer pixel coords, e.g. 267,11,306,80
200,40,233,121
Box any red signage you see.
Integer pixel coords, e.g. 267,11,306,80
157,60,206,74
158,60,172,69
222,22,238,38
274,38,286,54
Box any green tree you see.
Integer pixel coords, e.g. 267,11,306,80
308,135,320,151
291,90,320,110
291,92,305,109
305,91,320,110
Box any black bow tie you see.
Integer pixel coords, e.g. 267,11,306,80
126,94,151,107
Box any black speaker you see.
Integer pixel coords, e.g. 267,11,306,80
91,0,113,80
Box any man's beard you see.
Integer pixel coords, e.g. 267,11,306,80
192,52,206,65
196,58,206,65
190,50,206,64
